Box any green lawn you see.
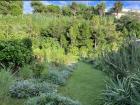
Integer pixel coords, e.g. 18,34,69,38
59,62,108,105
0,97,24,105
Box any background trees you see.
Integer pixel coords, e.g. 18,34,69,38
70,2,79,16
114,1,123,15
31,1,61,15
0,1,124,18
31,1,47,13
96,2,106,16
0,1,23,15
116,15,140,38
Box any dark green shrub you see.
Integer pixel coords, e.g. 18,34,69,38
22,38,32,49
0,38,32,69
26,93,81,105
116,16,140,38
40,19,70,40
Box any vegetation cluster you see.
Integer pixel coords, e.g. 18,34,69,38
0,1,140,105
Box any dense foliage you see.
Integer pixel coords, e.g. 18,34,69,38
40,15,122,59
99,37,140,105
0,1,23,15
9,80,57,98
116,15,140,38
100,38,140,79
0,38,32,69
102,75,140,105
1,1,140,105
31,1,123,19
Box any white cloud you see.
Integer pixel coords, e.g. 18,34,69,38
41,1,51,5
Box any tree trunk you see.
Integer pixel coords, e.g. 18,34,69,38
93,34,97,49
117,9,119,16
94,38,97,49
99,9,103,16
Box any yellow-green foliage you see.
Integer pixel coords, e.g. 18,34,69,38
91,16,122,56
0,15,123,64
0,1,23,15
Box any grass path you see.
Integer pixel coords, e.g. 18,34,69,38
59,62,108,105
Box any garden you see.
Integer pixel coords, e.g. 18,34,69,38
0,1,140,105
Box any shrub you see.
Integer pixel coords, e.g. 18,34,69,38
40,19,70,41
102,75,140,105
9,80,57,98
35,81,58,94
22,38,32,49
100,37,140,79
0,1,23,15
47,69,72,86
0,38,32,69
9,80,39,98
26,93,81,105
116,15,140,38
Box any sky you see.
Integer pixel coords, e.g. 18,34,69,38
24,1,140,14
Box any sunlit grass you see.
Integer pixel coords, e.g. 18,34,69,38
60,62,108,105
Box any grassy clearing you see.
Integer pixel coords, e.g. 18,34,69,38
59,62,108,105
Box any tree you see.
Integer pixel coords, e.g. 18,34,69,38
96,2,106,16
116,15,140,38
91,16,122,53
70,2,79,16
10,1,23,15
46,5,61,14
62,6,72,16
114,1,123,16
0,1,23,15
31,1,61,15
82,6,94,19
76,4,94,19
31,1,47,13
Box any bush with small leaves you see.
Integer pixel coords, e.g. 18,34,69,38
9,80,57,98
47,69,72,86
9,80,38,98
26,93,81,105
